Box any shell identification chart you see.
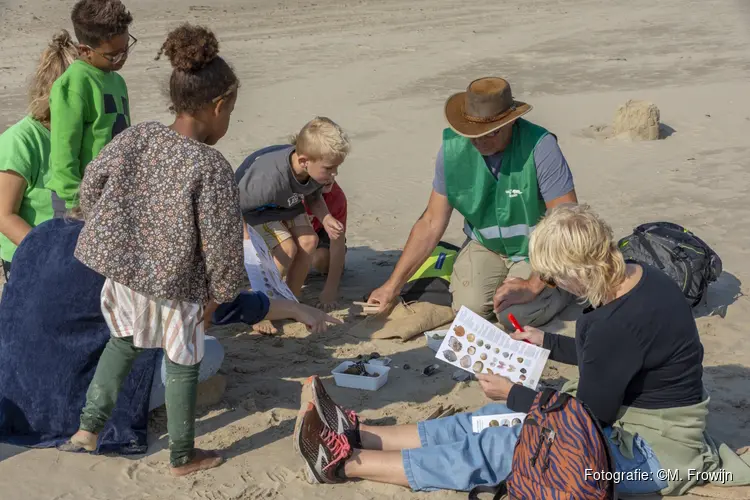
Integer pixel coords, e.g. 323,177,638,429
435,306,550,390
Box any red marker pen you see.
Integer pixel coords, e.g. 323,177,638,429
508,313,532,344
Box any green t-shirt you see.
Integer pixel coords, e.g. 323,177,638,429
0,116,54,262
47,59,130,209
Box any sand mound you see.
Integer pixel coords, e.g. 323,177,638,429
577,100,665,141
613,99,661,141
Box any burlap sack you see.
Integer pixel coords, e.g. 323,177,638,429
349,300,456,341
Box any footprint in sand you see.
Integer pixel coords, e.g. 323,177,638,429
265,466,296,485
124,461,163,482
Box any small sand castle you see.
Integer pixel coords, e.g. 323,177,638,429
579,99,664,141
612,99,661,140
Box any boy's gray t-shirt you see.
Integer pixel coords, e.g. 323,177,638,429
236,145,324,226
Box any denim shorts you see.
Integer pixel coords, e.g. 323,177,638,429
401,403,667,495
402,403,522,492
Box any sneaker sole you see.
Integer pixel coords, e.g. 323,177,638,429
293,376,315,454
295,402,331,486
310,376,353,435
303,460,321,484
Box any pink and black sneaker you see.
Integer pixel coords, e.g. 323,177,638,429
296,403,352,484
295,376,361,453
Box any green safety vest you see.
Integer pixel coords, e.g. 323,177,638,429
443,118,548,259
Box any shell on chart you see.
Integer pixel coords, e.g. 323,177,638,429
477,339,484,347
467,346,476,355
472,361,484,373
442,350,458,363
480,353,488,361
448,336,463,352
460,355,472,369
467,333,476,343
453,325,466,337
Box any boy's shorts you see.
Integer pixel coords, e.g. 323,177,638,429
316,228,331,249
253,213,313,250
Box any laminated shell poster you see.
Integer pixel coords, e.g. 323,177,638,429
435,306,550,390
243,225,298,302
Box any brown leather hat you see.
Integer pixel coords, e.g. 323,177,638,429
444,77,532,138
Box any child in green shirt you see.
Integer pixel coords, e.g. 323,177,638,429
0,31,78,281
47,0,135,213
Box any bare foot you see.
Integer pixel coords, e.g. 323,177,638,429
58,429,98,452
253,320,278,335
170,449,224,477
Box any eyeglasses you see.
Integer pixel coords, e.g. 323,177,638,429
85,33,137,65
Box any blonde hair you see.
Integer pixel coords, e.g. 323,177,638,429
290,116,350,163
28,30,78,127
529,204,627,307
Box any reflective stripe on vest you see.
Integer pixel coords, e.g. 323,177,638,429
475,223,536,241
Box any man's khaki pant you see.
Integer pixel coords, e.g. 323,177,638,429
449,240,573,330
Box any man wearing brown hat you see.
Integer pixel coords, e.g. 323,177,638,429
367,77,577,329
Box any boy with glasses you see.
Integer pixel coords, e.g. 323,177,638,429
47,0,135,215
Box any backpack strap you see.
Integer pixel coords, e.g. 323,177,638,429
541,393,572,414
633,228,665,270
537,387,556,408
468,482,508,500
536,387,572,414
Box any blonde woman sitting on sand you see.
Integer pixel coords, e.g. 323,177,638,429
291,204,750,496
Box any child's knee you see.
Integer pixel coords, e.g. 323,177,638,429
276,238,298,260
296,233,319,255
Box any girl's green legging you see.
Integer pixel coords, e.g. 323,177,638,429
79,336,200,467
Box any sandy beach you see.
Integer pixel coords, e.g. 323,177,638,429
1,0,750,498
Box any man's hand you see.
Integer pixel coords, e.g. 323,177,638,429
294,304,343,333
510,325,544,346
322,214,344,240
366,284,398,314
493,277,541,313
476,373,515,401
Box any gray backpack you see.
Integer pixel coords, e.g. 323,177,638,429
618,222,722,307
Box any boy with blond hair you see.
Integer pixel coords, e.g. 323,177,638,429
236,117,350,301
